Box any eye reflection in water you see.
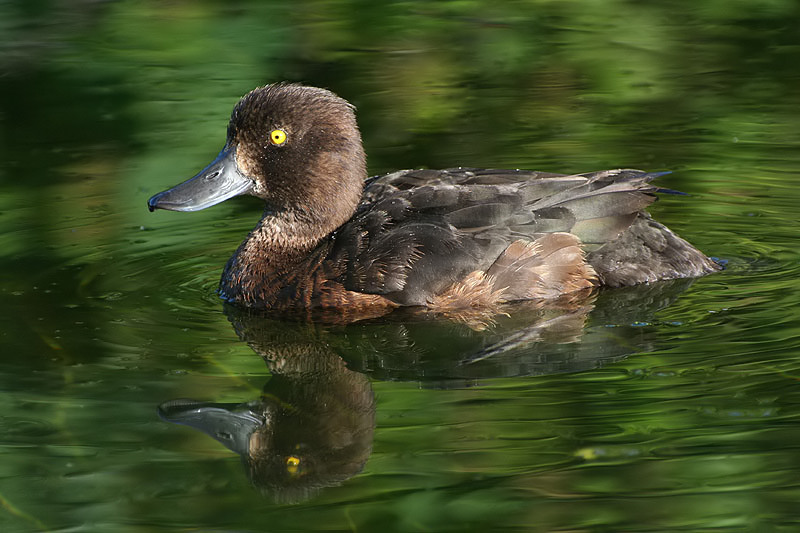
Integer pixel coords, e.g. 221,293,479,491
158,279,696,502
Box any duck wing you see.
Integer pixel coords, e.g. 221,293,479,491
328,168,667,306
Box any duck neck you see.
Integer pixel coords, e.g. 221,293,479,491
218,207,340,307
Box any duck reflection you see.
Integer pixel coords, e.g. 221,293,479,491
159,319,375,504
159,278,697,502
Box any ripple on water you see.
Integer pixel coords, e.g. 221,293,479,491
0,417,59,441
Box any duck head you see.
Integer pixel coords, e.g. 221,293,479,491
148,84,367,237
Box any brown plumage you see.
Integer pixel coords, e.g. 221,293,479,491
148,84,720,319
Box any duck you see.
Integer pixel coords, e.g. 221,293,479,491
148,83,720,317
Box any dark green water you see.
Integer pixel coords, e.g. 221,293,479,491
2,2,800,531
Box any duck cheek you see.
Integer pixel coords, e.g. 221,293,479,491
251,182,265,196
235,141,270,179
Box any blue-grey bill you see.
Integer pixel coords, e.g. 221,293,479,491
148,146,253,212
158,398,264,456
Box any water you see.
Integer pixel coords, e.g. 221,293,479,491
2,3,800,531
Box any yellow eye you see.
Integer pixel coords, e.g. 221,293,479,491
286,455,300,475
270,129,287,145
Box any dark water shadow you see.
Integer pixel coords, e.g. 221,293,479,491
159,278,696,502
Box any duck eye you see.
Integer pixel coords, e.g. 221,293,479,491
270,129,287,145
286,455,300,475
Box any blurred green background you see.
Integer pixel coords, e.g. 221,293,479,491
2,1,800,531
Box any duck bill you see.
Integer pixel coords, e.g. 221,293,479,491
158,399,265,456
148,146,253,212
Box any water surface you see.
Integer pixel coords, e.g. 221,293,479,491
2,2,800,531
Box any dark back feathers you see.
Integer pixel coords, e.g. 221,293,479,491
328,168,666,305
